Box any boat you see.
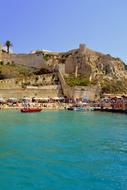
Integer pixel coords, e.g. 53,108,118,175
66,105,94,111
66,106,74,111
66,106,84,111
21,107,42,113
73,106,84,111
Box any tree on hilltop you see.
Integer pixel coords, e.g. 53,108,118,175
5,40,12,53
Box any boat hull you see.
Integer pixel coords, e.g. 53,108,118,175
21,108,42,113
67,106,84,111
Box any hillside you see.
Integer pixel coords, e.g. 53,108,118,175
63,44,127,94
0,44,127,95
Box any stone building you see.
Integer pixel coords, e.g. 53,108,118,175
65,44,91,76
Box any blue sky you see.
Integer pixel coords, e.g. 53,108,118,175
0,0,127,62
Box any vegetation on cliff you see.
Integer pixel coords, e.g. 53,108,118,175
101,79,127,94
65,75,90,87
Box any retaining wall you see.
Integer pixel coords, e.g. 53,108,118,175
0,85,62,98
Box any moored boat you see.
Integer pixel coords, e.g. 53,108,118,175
66,106,84,111
66,105,94,111
21,107,42,113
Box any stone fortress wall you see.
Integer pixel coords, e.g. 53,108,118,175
0,44,88,74
0,52,40,66
0,52,48,70
64,44,92,77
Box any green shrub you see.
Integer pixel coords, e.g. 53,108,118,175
65,75,90,87
43,54,49,61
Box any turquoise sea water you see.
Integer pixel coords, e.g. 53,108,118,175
0,110,127,190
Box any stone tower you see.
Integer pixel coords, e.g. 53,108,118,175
79,43,86,55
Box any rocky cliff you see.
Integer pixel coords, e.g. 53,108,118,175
63,44,127,94
64,45,126,79
34,45,127,81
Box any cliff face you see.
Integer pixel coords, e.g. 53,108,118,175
63,44,127,93
85,49,127,80
64,45,127,80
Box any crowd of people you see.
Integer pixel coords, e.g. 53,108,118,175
0,95,127,111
